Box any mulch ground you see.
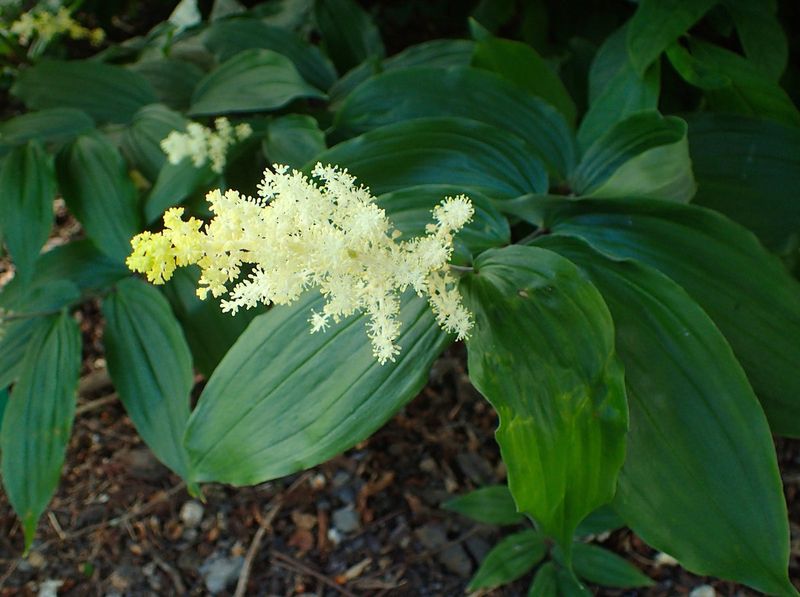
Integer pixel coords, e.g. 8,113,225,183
1,338,798,595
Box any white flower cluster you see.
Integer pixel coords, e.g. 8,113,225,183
160,117,252,174
127,164,474,364
10,6,104,46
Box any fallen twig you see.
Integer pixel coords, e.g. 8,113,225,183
270,550,357,597
233,472,311,597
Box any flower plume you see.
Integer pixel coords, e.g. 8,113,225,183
127,164,474,363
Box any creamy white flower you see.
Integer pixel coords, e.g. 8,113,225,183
160,117,252,174
127,164,474,363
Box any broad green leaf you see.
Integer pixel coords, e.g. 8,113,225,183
0,109,94,152
625,0,718,75
190,49,326,116
0,312,81,550
334,67,576,178
205,18,337,91
210,0,246,21
468,530,546,590
665,42,731,90
0,142,55,283
103,279,193,479
121,104,188,182
535,235,794,595
0,318,52,390
130,59,205,112
263,114,326,169
533,197,800,437
572,112,694,202
442,485,524,526
328,39,474,106
572,543,653,588
12,60,157,124
169,0,201,31
184,291,449,484
0,387,7,437
579,26,660,151
376,185,510,263
724,0,787,81
681,39,800,128
0,240,128,313
144,160,217,224
252,0,314,28
314,0,384,73
472,37,576,127
56,133,141,262
687,112,800,254
528,562,592,597
315,117,548,198
574,505,624,537
161,266,259,376
461,246,628,548
529,562,557,597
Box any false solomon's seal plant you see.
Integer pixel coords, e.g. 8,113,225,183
1,0,799,594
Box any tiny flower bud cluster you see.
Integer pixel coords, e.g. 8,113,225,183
160,117,252,174
127,164,475,364
10,7,104,46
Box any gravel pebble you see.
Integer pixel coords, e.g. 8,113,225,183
179,500,204,528
200,553,244,594
332,506,361,533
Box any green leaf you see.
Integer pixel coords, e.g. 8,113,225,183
0,317,53,390
680,39,800,128
314,0,384,73
625,0,718,75
161,266,259,376
0,108,94,153
263,114,326,169
184,291,449,484
130,59,205,112
528,562,592,597
210,0,246,20
121,104,188,182
724,0,787,81
572,543,653,588
0,387,7,437
468,530,546,590
0,312,81,551
572,112,694,202
0,240,128,313
534,197,800,437
144,160,217,224
472,37,576,127
190,49,326,116
574,505,624,537
0,141,55,284
443,485,524,526
665,43,731,90
579,26,660,151
328,39,474,107
56,133,141,263
169,0,201,31
102,279,193,479
534,235,794,596
315,117,548,198
205,18,337,91
461,246,628,548
334,66,576,179
528,562,558,597
376,185,510,263
687,112,800,254
12,60,157,124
